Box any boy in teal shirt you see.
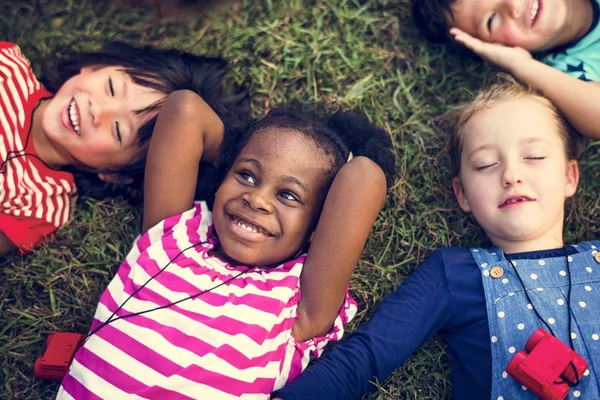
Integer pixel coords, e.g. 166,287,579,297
412,0,600,139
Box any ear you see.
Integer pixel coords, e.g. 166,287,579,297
98,172,133,184
565,160,579,198
452,176,471,212
79,66,94,75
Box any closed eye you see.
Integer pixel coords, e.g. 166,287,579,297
525,157,545,160
475,163,497,171
487,13,496,34
109,77,115,96
115,122,122,144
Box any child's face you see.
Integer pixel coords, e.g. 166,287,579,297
450,0,575,52
41,66,164,170
212,128,331,266
453,97,579,252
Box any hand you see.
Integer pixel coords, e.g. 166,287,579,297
450,28,532,73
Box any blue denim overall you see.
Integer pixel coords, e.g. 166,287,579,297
471,242,600,399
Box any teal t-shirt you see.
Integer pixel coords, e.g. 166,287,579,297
542,0,600,82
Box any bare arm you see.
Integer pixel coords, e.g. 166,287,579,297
143,90,225,232
293,156,387,341
0,232,16,255
451,28,600,140
510,59,600,140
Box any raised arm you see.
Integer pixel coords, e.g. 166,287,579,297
142,90,225,232
451,28,600,140
293,156,387,341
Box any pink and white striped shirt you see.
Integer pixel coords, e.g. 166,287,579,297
0,42,76,252
58,202,357,399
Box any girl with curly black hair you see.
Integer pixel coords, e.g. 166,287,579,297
56,90,396,399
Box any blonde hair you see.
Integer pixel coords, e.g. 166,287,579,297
446,74,584,177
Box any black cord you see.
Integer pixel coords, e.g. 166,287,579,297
505,247,581,387
80,240,253,344
0,96,64,175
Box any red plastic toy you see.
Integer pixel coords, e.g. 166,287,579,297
34,332,85,380
507,328,588,400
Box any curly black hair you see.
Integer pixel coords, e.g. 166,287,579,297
196,104,397,208
412,0,457,43
40,41,248,200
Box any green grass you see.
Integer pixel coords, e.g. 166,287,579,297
1,0,599,399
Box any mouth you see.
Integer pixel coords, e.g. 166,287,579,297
66,97,81,136
529,0,541,26
227,213,274,240
499,195,535,208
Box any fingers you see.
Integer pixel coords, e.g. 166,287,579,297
449,28,485,54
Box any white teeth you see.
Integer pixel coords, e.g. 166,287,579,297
68,99,80,134
506,198,526,205
236,218,259,233
530,0,539,22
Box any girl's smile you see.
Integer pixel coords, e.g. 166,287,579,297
38,65,164,170
62,98,81,136
227,213,275,241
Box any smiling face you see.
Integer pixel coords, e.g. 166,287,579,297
40,66,165,170
452,96,579,253
449,0,593,52
212,128,333,266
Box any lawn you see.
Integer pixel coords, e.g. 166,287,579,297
1,0,599,399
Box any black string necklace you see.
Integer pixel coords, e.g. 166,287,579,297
504,246,581,387
0,98,61,175
80,240,254,345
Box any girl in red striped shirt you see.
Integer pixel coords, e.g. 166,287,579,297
0,42,243,255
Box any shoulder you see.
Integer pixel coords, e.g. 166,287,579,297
140,201,213,247
424,247,481,286
0,42,31,67
427,247,474,270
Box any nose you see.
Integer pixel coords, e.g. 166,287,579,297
503,0,521,18
501,161,523,187
242,188,274,214
89,99,119,127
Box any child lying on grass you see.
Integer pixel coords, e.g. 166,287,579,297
56,91,396,399
412,0,600,141
0,41,242,255
272,75,600,399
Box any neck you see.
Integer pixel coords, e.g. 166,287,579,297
489,223,565,254
31,99,73,168
566,0,595,44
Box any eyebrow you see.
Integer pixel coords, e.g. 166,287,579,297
238,157,309,193
468,138,550,157
467,144,496,158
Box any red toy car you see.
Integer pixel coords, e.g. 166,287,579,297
34,332,85,381
507,328,588,400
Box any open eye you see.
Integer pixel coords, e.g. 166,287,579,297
108,77,115,97
237,171,256,185
279,191,299,202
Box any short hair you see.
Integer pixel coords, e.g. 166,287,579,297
446,74,586,177
412,0,456,43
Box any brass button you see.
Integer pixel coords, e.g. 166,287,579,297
490,266,504,279
594,252,600,264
